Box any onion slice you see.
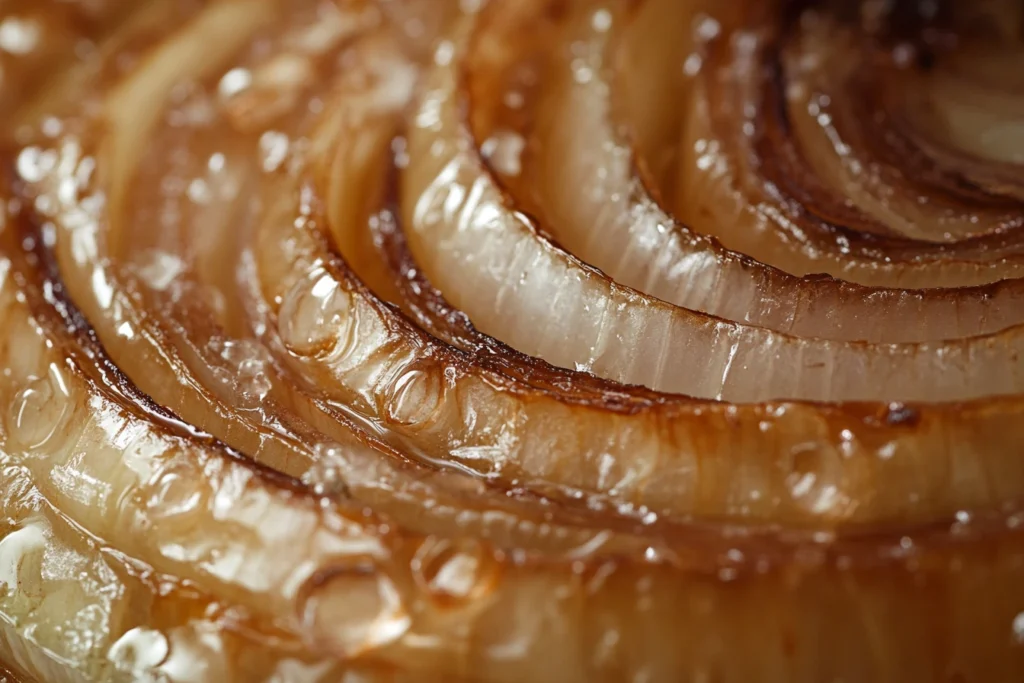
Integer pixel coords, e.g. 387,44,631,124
4,1,1024,680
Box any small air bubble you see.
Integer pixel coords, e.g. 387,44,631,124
16,147,56,183
208,153,226,173
434,40,455,66
186,178,211,204
1013,612,1024,644
591,9,613,33
683,53,702,76
218,67,252,99
694,15,721,43
136,250,186,292
41,117,63,138
259,131,291,173
572,59,594,84
0,17,41,55
481,130,524,177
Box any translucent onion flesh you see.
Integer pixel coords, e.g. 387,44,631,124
2,0,1024,681
509,0,1024,344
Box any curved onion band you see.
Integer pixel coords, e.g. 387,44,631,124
508,0,1024,344
671,0,1024,286
1,0,1024,681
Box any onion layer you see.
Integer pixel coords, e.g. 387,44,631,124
1,0,1024,681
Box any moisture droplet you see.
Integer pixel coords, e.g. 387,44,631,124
303,569,411,657
694,14,721,43
259,131,291,173
412,538,496,605
1011,612,1024,645
278,271,355,359
785,443,848,517
135,250,186,292
0,17,41,55
210,339,272,409
481,130,525,177
218,67,253,100
146,460,204,520
303,444,352,498
383,365,444,428
5,363,72,451
16,146,57,184
591,9,612,32
108,627,170,676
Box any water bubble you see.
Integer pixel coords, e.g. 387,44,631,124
303,569,411,657
303,444,352,498
218,67,253,100
785,443,849,517
259,131,291,173
5,363,73,451
135,250,186,292
278,271,355,359
210,339,272,408
591,9,612,33
434,40,455,67
0,17,41,55
16,146,57,183
694,14,721,43
683,53,702,76
571,58,594,84
412,538,495,604
186,178,211,204
383,364,444,428
481,130,525,177
146,459,204,520
1014,612,1024,644
108,627,170,677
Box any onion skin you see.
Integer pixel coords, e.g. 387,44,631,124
0,0,1024,681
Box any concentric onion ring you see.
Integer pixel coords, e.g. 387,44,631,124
1,0,1024,681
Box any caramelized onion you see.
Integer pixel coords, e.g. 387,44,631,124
505,0,1024,343
402,6,1024,403
2,0,1024,681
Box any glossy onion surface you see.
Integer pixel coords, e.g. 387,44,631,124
0,1,1023,681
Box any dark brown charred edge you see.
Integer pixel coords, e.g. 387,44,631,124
0,658,35,683
2,0,1024,585
2,178,338,502
303,137,1024,562
608,2,1024,282
724,7,1024,259
849,93,1021,207
751,47,1024,254
350,219,1024,564
388,0,1024,420
870,93,1024,204
775,30,1023,210
455,0,1024,349
457,0,637,274
378,150,1024,440
599,30,1024,337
